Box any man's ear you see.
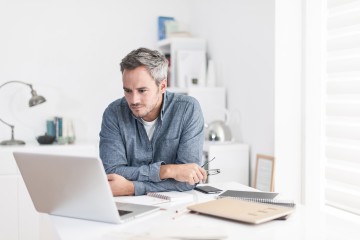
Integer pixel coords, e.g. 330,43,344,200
160,79,167,93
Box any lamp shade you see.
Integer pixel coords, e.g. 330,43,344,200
29,89,46,107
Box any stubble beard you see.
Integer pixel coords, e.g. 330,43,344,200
131,91,161,120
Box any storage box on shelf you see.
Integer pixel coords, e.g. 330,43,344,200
203,141,250,186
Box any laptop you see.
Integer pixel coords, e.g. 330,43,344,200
13,152,159,224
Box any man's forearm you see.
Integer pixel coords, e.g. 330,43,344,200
108,162,163,183
159,164,173,179
133,179,194,195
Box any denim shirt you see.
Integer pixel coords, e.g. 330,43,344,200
99,91,204,195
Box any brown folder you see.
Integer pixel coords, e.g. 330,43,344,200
187,198,295,224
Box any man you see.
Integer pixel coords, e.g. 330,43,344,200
99,47,207,196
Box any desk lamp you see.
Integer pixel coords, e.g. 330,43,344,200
0,80,46,145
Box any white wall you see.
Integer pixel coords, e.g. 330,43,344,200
1,0,276,188
0,0,192,142
190,0,275,185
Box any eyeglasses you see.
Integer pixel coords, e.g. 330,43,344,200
201,157,215,168
206,168,220,176
202,157,221,176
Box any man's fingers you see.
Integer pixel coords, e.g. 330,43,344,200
200,167,207,181
107,173,116,181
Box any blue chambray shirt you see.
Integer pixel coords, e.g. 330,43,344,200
99,91,204,195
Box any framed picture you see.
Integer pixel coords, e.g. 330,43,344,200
254,154,275,192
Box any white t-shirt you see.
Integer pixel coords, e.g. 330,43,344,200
141,117,158,141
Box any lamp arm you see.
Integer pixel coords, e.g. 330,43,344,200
0,80,33,90
0,81,30,137
0,81,33,126
0,118,14,128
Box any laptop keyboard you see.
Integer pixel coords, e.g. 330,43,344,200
118,209,132,216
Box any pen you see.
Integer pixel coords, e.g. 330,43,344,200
202,157,215,168
172,208,190,220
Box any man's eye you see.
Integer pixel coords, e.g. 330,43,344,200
124,89,131,93
139,89,147,93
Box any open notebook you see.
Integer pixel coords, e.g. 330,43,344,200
187,198,295,224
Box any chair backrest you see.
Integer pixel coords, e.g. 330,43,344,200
254,154,275,192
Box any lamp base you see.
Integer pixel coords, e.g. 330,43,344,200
0,139,26,145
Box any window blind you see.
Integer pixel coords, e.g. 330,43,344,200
325,0,360,215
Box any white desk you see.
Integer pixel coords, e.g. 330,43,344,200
47,182,360,240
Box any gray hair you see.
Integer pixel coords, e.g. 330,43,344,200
120,47,168,85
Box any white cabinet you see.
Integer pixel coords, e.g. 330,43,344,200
0,175,18,240
203,142,250,185
0,150,38,240
0,143,98,240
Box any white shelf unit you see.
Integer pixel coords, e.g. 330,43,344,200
157,38,206,88
203,142,250,185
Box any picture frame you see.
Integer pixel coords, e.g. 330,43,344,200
254,154,275,192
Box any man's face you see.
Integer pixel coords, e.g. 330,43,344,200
122,66,166,122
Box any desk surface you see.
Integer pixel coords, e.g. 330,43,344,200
47,182,360,240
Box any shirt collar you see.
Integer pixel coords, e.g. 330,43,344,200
160,91,168,120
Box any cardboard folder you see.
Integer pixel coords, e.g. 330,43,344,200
187,198,295,224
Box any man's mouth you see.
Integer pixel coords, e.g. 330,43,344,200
131,105,142,110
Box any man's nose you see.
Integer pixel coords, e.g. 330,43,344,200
129,92,140,104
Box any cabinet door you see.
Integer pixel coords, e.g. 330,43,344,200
206,144,249,185
19,177,39,240
0,175,19,240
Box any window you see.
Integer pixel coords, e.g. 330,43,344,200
324,0,360,215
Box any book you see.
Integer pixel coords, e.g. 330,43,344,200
158,16,175,40
217,190,295,208
188,198,295,225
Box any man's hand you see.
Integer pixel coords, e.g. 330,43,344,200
160,163,207,185
107,173,135,196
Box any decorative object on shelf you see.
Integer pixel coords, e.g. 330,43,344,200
36,134,56,145
45,117,76,145
205,120,232,142
0,80,46,145
65,119,76,144
205,109,232,142
254,154,275,192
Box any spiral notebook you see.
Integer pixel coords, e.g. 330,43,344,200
147,191,194,202
217,190,295,208
115,191,193,206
